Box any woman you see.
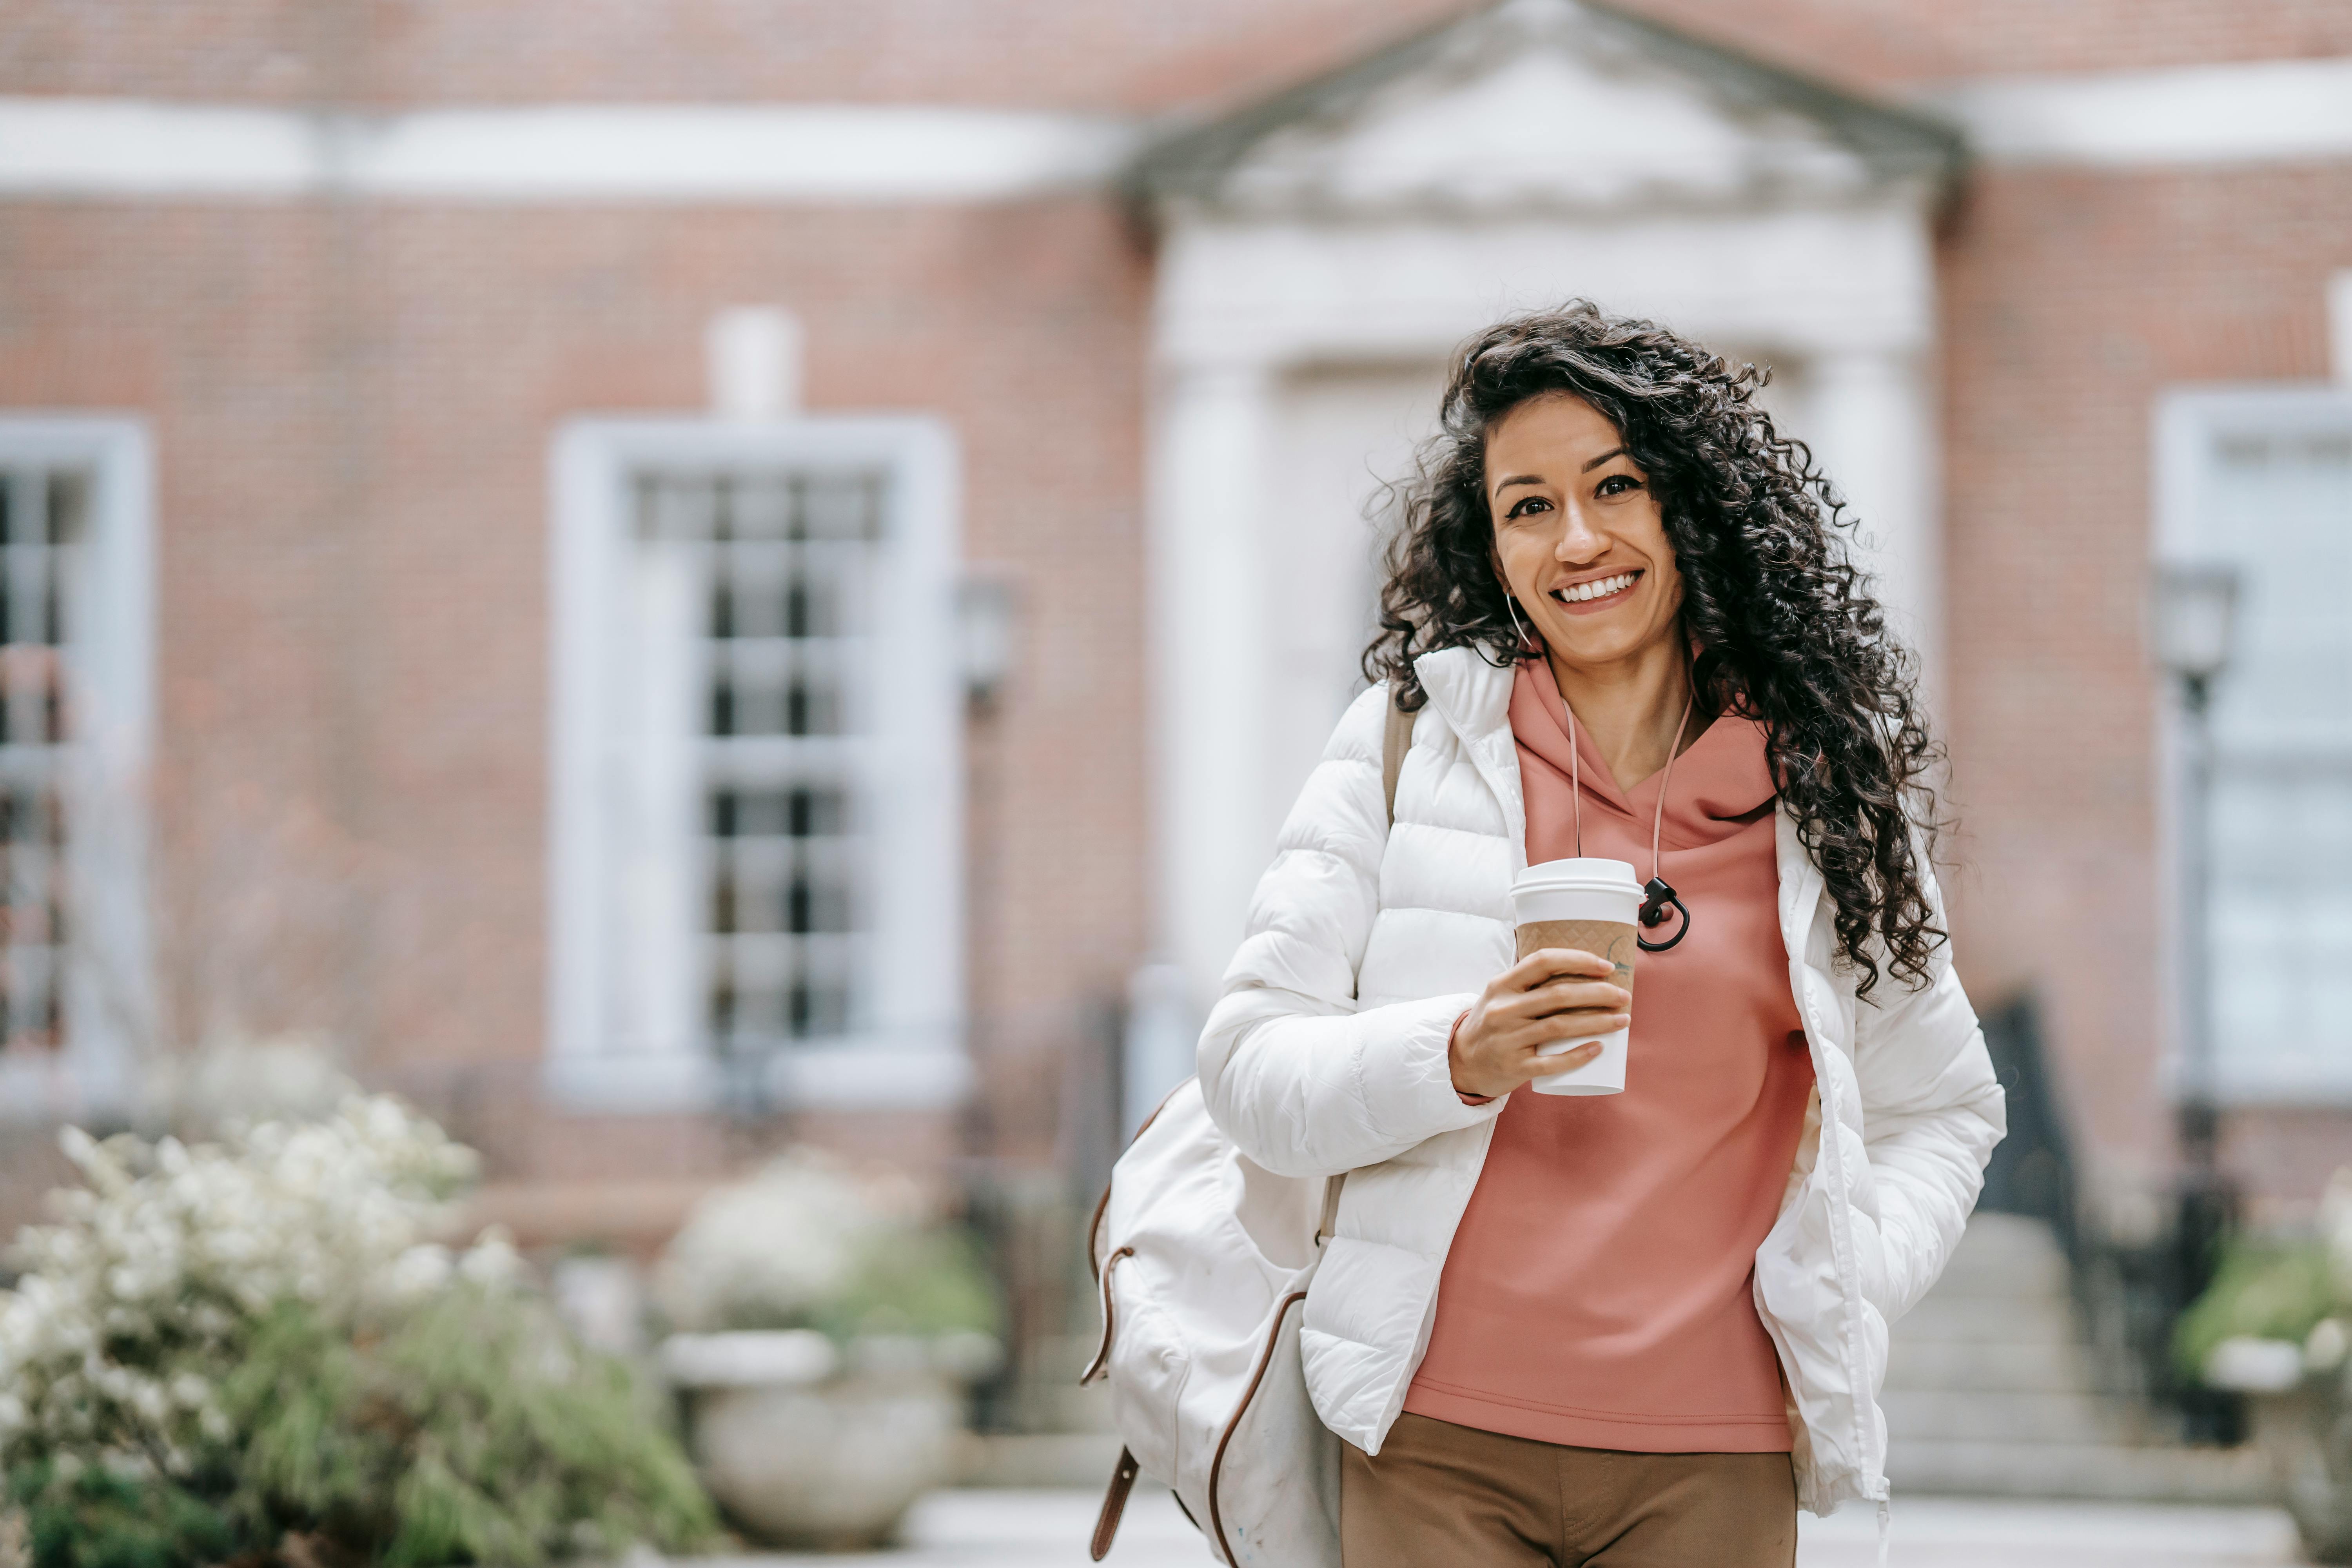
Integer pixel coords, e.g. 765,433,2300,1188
1197,303,2004,1566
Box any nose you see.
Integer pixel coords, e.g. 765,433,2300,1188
1552,496,1607,566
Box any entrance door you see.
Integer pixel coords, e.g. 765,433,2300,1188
1262,363,1446,830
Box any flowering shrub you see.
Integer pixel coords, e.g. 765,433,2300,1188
654,1149,998,1346
2182,1168,2352,1385
0,1097,713,1567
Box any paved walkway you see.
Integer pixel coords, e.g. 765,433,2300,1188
691,1487,2306,1567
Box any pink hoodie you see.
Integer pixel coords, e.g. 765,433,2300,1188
1401,658,1815,1454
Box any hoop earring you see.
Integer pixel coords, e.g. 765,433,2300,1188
1504,595,1538,655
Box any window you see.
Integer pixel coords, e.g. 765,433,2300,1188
548,419,966,1113
0,419,153,1121
2156,388,2352,1102
0,465,83,1053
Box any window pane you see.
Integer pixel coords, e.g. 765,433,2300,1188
633,464,885,1056
0,463,84,1055
2200,420,2352,1095
798,473,883,541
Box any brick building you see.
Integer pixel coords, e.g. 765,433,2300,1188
1,0,2348,1294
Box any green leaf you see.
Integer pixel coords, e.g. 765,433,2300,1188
2176,1240,2337,1381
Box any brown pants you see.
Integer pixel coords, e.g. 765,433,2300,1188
1341,1413,1797,1568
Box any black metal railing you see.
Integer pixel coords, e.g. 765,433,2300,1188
1977,992,2243,1443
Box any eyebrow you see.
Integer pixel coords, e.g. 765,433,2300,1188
1492,446,1634,495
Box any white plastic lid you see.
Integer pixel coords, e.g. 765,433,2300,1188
1514,856,1642,895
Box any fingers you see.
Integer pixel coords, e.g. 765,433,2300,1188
1520,978,1630,1018
1483,984,1627,1039
1482,991,1627,1049
1499,947,1614,992
1524,1040,1604,1077
1508,1011,1628,1051
1459,951,1631,1097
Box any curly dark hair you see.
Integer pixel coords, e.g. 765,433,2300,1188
1365,301,1944,996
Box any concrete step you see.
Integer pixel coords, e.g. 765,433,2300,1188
1950,1211,2074,1261
1888,1437,2274,1505
1919,1222,2070,1288
1875,1216,2278,1506
1881,1336,2098,1395
1928,1231,2073,1297
1882,1388,2127,1445
1893,1294,2081,1347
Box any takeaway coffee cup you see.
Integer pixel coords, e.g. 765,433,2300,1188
1509,857,1644,1096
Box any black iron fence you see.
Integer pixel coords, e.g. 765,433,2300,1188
1978,991,2244,1444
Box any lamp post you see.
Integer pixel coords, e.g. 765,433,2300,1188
2152,559,2242,1434
2154,561,2241,1157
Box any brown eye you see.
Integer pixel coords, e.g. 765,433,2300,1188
1595,474,1642,497
1505,496,1552,519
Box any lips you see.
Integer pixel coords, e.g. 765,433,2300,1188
1549,570,1641,607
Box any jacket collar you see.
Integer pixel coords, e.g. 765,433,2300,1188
1413,644,1515,741
1413,646,1527,869
1415,644,1825,944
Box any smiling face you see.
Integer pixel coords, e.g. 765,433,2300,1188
1485,392,1685,673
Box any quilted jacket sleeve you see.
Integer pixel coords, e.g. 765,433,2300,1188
1851,857,2008,1323
1196,685,1497,1179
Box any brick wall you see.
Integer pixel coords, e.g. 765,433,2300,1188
9,0,2352,1220
0,202,367,1056
1937,163,2352,1211
0,0,1461,112
0,195,1151,1194
11,2,2350,113
1632,0,2352,90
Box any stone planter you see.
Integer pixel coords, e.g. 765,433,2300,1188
2212,1336,2352,1562
659,1330,979,1550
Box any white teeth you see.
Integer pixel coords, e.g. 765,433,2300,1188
1555,572,1637,604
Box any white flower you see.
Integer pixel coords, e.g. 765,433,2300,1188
457,1230,525,1290
0,1090,487,1470
2324,1168,2352,1291
384,1245,455,1301
2308,1317,2350,1372
653,1149,899,1332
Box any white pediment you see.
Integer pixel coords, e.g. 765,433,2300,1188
1190,0,1920,217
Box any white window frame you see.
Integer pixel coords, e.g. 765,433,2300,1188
0,415,154,1123
2154,383,2352,1105
546,416,967,1114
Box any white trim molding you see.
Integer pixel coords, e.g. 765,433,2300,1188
0,97,1138,203
1929,56,2352,169
10,55,2352,205
546,415,969,1115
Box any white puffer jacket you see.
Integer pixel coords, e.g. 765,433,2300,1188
1197,646,2006,1517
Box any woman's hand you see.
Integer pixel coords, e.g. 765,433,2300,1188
1449,948,1631,1100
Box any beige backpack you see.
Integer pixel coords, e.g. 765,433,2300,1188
1081,691,1414,1564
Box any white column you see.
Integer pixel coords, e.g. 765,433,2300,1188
1808,348,1943,704
1150,359,1278,1012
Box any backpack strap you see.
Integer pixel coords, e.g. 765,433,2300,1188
1381,683,1413,829
1089,1447,1141,1561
